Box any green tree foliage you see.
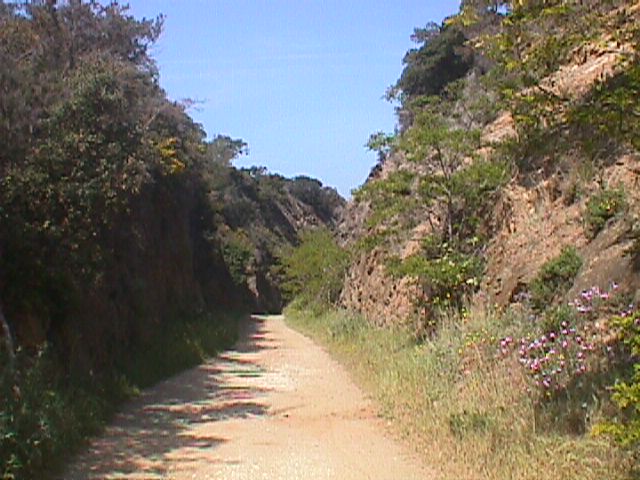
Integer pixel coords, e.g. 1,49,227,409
205,135,249,166
0,2,250,477
473,0,639,168
355,93,508,318
388,23,474,101
387,238,484,312
279,228,349,308
595,311,640,455
220,229,254,287
567,60,640,159
365,131,397,169
0,1,163,170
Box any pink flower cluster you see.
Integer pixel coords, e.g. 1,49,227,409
497,284,624,397
569,283,618,316
513,322,595,393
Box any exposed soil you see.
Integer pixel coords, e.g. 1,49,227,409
63,315,432,479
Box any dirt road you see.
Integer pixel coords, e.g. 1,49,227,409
63,315,431,479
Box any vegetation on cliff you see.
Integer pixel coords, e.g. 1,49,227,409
0,2,343,478
286,0,640,478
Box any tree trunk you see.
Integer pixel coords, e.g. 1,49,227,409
0,303,15,371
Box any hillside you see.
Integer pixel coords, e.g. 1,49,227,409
340,0,640,329
3,1,640,479
283,1,640,478
0,3,342,479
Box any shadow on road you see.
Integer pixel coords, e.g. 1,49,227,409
63,315,273,480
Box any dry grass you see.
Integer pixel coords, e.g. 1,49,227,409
285,302,634,480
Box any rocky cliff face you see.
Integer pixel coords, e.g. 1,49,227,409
338,31,640,326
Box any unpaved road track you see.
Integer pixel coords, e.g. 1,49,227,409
64,315,431,479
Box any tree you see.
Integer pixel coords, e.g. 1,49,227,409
205,135,248,166
279,228,349,307
388,24,474,101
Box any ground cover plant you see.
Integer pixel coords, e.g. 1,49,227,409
285,291,637,479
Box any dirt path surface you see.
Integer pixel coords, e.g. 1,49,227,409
63,315,432,479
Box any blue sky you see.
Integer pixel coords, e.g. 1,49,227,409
128,1,461,197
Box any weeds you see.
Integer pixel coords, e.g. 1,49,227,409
0,312,239,480
285,303,633,479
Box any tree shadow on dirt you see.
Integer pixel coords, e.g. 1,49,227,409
63,316,274,479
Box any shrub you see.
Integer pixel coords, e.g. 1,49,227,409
529,246,583,311
595,310,640,452
506,322,596,397
387,244,483,312
279,228,349,308
498,284,626,435
0,348,113,480
584,188,627,237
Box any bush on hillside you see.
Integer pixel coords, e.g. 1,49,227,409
584,188,627,238
529,246,583,311
595,310,640,454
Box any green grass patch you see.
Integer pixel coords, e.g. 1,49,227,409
284,303,633,480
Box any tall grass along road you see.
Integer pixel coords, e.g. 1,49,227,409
63,315,431,479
